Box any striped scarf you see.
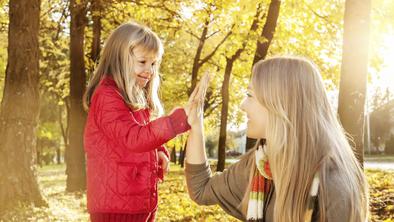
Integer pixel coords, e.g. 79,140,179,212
247,143,320,222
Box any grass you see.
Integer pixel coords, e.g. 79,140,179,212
365,154,394,162
0,164,393,222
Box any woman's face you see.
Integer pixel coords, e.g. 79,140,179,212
240,84,269,139
132,46,158,88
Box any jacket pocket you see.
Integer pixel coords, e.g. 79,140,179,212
116,162,149,196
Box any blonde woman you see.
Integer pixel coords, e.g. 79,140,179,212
83,22,204,222
185,57,368,221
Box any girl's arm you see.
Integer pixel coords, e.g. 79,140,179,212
93,88,190,153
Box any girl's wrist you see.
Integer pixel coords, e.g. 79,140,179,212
168,108,191,134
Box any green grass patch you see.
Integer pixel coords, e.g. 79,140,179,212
365,155,394,162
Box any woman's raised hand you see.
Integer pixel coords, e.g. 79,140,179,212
185,73,210,128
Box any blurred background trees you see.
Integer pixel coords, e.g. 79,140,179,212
0,0,393,209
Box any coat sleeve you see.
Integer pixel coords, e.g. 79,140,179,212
184,151,255,220
93,88,190,153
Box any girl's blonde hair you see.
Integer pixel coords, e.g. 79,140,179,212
241,56,368,221
83,21,164,116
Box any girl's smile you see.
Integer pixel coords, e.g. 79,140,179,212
132,46,157,88
136,72,151,84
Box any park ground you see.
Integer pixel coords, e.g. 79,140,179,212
0,157,393,222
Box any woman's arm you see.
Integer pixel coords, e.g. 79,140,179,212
185,150,254,220
184,74,252,220
184,73,210,164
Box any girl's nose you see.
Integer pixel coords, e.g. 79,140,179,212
146,65,154,74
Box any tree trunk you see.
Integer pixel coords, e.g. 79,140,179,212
65,0,88,191
57,103,66,164
59,96,70,149
179,141,187,167
246,0,281,152
252,0,281,65
338,0,371,166
90,0,102,63
217,60,233,172
170,147,177,163
188,14,233,95
0,0,46,209
217,3,264,171
180,13,232,163
189,20,209,95
56,147,61,164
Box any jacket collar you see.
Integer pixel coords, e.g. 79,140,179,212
100,75,117,86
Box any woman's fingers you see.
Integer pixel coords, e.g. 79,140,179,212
189,73,210,102
185,82,199,115
192,73,209,116
197,100,203,118
198,73,210,102
187,98,199,125
188,81,199,100
186,73,210,122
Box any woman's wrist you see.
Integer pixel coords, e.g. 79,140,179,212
190,121,203,131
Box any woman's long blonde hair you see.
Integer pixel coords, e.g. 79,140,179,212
242,56,368,221
83,21,164,116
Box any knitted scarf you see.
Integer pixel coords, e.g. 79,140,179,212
246,142,320,222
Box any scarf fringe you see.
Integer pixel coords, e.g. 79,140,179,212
247,145,320,222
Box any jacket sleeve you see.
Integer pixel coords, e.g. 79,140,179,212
93,88,190,153
184,151,255,221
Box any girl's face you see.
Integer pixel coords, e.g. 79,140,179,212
132,46,158,88
240,84,268,139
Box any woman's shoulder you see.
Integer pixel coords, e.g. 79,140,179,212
237,149,255,166
325,162,354,190
226,149,255,175
323,164,355,221
325,164,348,195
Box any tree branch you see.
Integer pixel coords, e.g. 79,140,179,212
127,0,183,20
185,30,200,39
206,29,220,39
199,24,235,66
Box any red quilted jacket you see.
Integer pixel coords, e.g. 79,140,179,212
84,76,190,214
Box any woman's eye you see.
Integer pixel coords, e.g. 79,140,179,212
246,92,252,97
139,61,146,64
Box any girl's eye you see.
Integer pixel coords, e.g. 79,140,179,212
139,61,146,64
246,92,252,98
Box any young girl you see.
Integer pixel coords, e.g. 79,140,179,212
185,57,369,221
83,22,195,222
